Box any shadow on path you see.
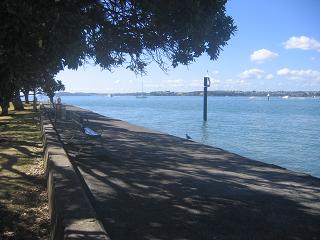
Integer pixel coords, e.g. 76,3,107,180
55,106,320,240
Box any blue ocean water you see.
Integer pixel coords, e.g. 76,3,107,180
59,95,320,177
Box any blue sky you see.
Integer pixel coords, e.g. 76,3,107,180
57,0,320,93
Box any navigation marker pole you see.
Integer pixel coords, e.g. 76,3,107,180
203,74,211,121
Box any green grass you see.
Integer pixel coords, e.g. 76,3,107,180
0,105,49,239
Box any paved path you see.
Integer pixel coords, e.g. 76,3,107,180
54,106,320,240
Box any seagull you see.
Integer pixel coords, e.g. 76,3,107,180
186,133,192,140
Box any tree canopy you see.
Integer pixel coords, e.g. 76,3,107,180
0,0,236,115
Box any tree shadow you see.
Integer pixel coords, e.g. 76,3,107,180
0,111,49,240
0,202,34,240
53,107,320,240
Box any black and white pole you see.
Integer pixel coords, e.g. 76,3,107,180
203,75,210,121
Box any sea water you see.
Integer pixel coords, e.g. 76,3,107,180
58,95,320,177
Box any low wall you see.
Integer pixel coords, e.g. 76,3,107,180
41,112,110,240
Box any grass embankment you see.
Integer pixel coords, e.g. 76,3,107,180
0,104,49,239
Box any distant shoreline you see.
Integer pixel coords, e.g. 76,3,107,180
57,90,320,98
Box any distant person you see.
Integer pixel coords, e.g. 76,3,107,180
56,96,62,119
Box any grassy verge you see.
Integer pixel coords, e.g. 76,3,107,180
0,104,49,239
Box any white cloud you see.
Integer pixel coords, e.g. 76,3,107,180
265,74,274,80
225,78,245,84
277,68,290,76
211,78,220,84
284,36,320,51
250,49,278,63
165,79,183,85
220,78,249,90
239,68,265,79
277,68,320,82
145,78,205,91
311,57,316,61
163,79,199,87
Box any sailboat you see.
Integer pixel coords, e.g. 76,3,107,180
136,79,147,98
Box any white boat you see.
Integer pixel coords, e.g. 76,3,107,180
136,94,147,99
136,79,147,98
282,95,289,99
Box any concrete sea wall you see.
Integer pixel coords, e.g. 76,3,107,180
40,112,110,240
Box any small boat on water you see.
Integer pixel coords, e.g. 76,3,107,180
136,94,147,99
282,96,289,99
136,79,147,99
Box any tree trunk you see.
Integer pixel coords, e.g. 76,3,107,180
0,98,9,116
0,106,9,116
33,89,37,111
12,89,24,111
24,90,29,104
49,96,54,105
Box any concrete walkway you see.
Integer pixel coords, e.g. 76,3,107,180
54,106,320,240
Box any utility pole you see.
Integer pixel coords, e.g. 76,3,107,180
203,74,210,121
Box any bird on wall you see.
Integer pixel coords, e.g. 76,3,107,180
186,133,192,140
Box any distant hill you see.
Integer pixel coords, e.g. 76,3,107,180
57,90,320,97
